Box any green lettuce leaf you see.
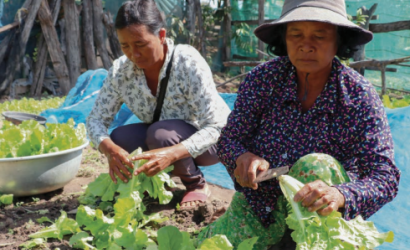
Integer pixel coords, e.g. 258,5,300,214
278,175,394,250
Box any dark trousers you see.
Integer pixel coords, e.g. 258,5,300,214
110,119,219,190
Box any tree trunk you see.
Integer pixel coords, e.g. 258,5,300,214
63,0,81,88
30,0,61,97
102,11,123,60
37,0,71,95
92,0,112,69
352,4,378,76
0,0,42,95
81,0,98,69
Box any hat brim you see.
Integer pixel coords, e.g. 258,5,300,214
254,6,373,46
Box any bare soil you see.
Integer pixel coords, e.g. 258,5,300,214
0,145,235,249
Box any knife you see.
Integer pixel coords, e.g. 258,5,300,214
253,165,290,183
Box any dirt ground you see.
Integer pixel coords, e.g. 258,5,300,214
0,145,236,249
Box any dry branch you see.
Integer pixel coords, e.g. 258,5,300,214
0,0,41,95
37,0,71,95
30,0,61,97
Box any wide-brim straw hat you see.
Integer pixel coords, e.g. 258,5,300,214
254,0,373,46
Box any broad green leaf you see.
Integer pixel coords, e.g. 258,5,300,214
69,231,95,249
113,197,137,227
180,231,195,250
0,194,13,205
157,226,183,250
237,237,258,250
86,174,119,201
19,238,46,249
198,235,233,250
29,211,80,240
36,217,52,224
278,175,395,250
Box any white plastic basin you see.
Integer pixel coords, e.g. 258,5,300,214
0,141,89,196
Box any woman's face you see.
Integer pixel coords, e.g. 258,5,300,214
117,24,166,70
285,21,338,75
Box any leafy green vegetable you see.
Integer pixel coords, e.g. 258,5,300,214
29,211,81,240
278,174,394,250
0,194,13,205
19,238,46,250
0,118,87,158
382,94,410,109
0,97,65,115
28,148,254,249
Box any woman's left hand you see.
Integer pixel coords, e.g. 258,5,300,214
131,144,189,177
293,180,345,216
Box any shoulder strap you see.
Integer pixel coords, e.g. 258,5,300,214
152,47,176,123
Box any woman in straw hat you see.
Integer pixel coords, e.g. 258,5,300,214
198,0,400,248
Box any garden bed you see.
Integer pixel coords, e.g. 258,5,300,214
0,145,235,249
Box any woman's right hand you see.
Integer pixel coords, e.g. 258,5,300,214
99,139,134,184
234,152,269,190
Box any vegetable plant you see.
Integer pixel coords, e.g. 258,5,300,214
0,118,87,158
27,148,258,249
278,174,394,250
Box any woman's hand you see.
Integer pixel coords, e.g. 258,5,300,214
99,139,134,184
293,180,345,216
234,152,269,190
132,144,189,177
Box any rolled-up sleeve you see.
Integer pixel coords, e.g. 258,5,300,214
86,66,123,149
179,48,231,158
334,89,400,220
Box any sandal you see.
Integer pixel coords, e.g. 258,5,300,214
179,184,211,210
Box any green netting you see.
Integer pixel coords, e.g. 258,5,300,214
230,0,410,91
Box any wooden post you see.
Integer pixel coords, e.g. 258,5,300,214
194,0,206,58
187,0,195,45
0,0,42,95
353,4,377,76
381,66,387,96
102,11,123,60
92,0,112,69
258,0,265,60
222,0,231,67
63,0,81,88
37,0,71,95
30,0,61,97
81,0,98,69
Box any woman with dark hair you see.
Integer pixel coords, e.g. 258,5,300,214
86,0,230,210
198,0,400,248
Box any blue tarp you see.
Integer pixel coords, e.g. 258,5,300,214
41,69,410,250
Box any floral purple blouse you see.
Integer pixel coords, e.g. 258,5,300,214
217,56,401,227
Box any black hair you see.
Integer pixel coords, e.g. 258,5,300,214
266,24,358,60
115,0,166,35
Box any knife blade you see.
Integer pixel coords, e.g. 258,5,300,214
253,165,290,183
